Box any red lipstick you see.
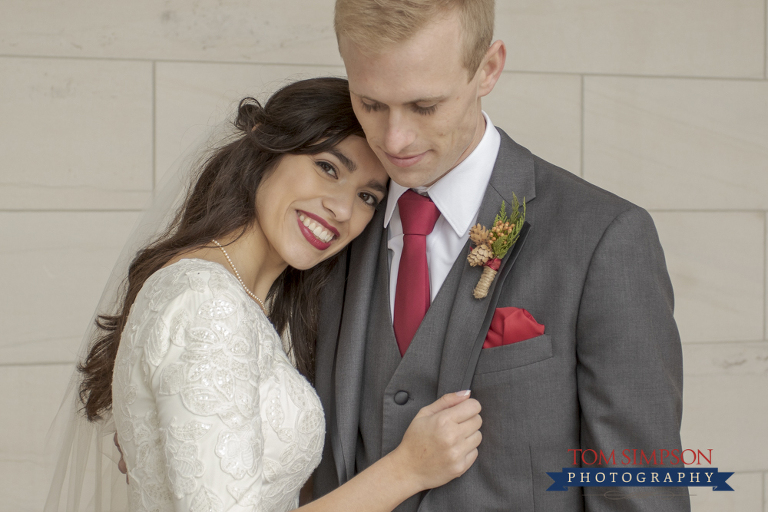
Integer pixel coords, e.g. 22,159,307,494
296,211,336,251
300,210,340,237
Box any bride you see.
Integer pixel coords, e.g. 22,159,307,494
63,77,481,511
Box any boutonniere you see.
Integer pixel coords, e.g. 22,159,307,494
467,194,526,299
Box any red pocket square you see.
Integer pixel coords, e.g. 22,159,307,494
483,307,545,349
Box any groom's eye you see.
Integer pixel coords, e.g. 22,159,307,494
360,101,382,113
413,104,438,116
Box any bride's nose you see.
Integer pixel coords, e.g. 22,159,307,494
322,187,355,222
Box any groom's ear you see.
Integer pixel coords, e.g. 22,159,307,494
477,40,506,98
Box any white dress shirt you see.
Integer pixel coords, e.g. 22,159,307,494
385,111,501,317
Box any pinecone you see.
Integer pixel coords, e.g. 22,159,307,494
469,224,490,246
467,243,493,266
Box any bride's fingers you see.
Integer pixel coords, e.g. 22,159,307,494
440,410,481,447
457,412,482,436
113,433,129,484
436,397,481,425
463,447,479,468
465,429,483,450
443,424,482,467
416,391,472,418
452,432,481,476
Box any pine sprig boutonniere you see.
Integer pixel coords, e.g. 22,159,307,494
467,195,526,298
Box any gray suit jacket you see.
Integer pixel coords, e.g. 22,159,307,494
312,130,689,511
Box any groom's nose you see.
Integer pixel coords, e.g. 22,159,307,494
382,110,417,155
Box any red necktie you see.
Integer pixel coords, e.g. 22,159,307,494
393,190,441,356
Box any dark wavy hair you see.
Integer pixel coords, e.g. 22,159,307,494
78,77,366,422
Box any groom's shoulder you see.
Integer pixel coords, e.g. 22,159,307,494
537,160,666,260
495,131,656,241
539,159,656,242
536,155,633,212
497,130,644,223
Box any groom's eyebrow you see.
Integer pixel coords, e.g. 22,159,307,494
408,95,445,104
351,90,445,105
329,149,357,172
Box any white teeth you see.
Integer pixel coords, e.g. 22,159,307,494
299,213,334,243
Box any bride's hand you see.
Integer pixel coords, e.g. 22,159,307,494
113,433,129,484
390,391,482,491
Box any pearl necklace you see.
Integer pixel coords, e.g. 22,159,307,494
212,239,266,313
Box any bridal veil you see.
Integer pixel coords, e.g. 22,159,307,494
44,120,237,511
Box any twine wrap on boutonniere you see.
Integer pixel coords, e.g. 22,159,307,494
467,195,526,299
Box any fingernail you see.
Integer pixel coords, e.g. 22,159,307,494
456,390,471,397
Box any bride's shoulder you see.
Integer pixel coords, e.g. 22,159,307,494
155,258,233,283
136,258,247,314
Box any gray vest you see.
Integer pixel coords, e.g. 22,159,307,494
356,229,467,512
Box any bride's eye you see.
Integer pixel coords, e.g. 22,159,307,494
359,192,379,207
316,161,338,178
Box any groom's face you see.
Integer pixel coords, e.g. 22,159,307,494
340,11,488,189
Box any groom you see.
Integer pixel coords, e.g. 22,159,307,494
312,1,689,511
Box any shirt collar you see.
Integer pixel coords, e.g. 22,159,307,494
383,111,500,237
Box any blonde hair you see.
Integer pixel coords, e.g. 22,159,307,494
335,0,494,77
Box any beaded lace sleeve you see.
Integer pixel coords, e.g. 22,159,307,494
113,261,270,511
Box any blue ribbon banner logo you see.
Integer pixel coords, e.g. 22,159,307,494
547,468,734,492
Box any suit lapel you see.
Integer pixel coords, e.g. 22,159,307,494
459,221,531,389
436,129,537,396
331,208,385,483
315,245,348,485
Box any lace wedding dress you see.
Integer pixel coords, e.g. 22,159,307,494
112,259,325,511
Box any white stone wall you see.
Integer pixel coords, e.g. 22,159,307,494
1,1,765,510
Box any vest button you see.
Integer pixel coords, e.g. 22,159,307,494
394,391,409,405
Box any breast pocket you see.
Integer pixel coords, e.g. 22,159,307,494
474,334,553,375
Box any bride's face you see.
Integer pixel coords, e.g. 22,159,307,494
255,135,388,270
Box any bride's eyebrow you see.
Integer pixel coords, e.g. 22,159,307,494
327,148,386,195
366,179,388,195
328,149,357,172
